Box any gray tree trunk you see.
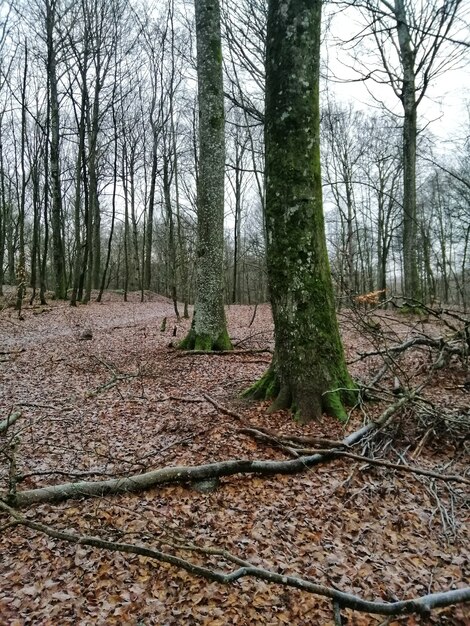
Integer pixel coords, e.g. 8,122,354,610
46,0,67,299
179,0,231,350
396,0,420,300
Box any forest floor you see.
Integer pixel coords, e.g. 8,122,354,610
0,290,468,625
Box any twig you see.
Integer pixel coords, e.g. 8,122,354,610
168,395,206,403
238,427,301,458
87,373,137,397
283,449,470,486
16,402,75,412
203,394,246,421
348,335,465,364
135,430,209,463
0,348,25,356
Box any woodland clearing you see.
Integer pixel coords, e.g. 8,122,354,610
0,291,469,625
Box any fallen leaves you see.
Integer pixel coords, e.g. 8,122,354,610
0,294,469,624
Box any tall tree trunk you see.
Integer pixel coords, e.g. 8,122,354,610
0,116,6,296
395,0,420,300
144,128,158,291
129,143,142,292
15,42,28,314
6,176,15,286
70,69,88,307
46,1,67,300
121,141,129,302
97,102,118,303
163,149,179,318
245,0,355,421
39,95,50,306
179,0,231,351
88,91,101,290
29,148,41,305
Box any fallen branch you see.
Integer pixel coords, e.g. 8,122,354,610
349,335,465,364
0,348,25,356
0,412,21,434
238,427,302,458
2,395,413,508
2,453,337,507
237,425,470,486
168,395,206,403
203,394,348,448
260,430,346,449
203,394,245,421
0,500,468,617
87,373,137,397
285,449,470,486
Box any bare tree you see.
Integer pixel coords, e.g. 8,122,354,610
180,0,232,350
333,0,469,300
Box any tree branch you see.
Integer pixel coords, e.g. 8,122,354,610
0,412,21,434
1,395,413,508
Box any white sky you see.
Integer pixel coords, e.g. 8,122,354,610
323,3,470,144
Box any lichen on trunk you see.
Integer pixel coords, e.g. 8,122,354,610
245,0,356,421
178,0,232,352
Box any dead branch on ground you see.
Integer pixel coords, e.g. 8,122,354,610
175,348,272,357
0,412,21,434
0,500,468,618
0,395,414,508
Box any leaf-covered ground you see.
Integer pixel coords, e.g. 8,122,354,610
0,292,468,625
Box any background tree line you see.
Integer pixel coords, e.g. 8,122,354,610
0,0,468,310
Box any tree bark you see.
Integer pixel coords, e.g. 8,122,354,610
392,0,419,299
46,0,67,300
15,42,28,314
247,0,356,421
179,0,231,351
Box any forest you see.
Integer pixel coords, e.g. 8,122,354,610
0,0,469,623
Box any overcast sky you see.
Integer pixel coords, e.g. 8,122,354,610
322,2,470,146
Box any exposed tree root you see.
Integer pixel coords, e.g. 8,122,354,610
242,364,358,422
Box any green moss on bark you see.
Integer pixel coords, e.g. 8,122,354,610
242,367,279,401
244,362,358,422
184,0,230,355
250,0,357,422
178,325,232,352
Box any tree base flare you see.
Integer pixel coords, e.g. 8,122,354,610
178,327,232,352
243,367,358,423
242,366,280,401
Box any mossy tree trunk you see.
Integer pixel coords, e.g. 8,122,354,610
179,0,231,351
247,0,355,420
